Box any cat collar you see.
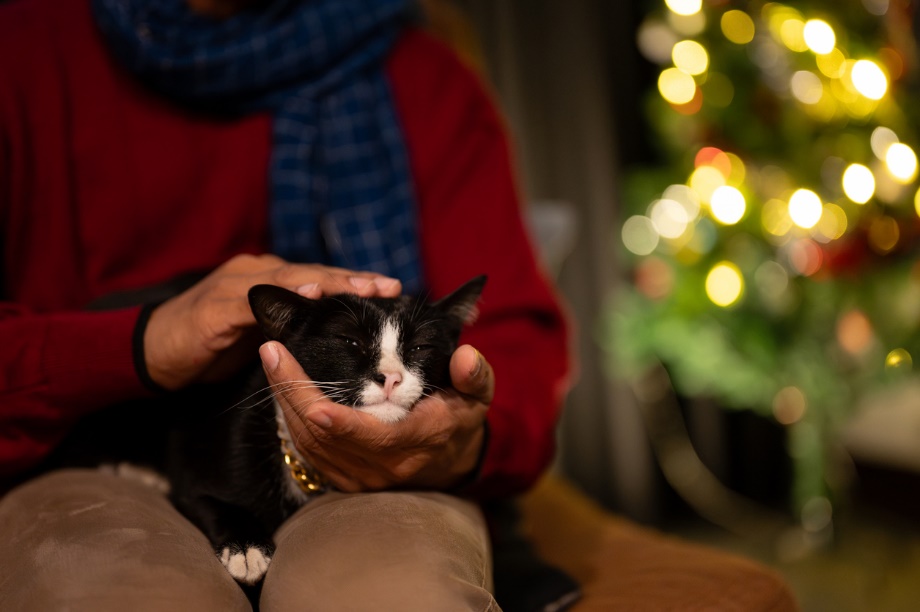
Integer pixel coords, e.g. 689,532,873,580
280,438,328,495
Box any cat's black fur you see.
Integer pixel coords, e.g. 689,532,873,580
42,275,486,587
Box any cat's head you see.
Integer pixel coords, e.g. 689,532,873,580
248,276,487,423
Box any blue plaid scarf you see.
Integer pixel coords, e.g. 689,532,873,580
92,0,423,293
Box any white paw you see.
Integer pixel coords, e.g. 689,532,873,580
219,545,272,585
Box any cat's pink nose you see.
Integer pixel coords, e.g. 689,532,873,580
380,372,402,397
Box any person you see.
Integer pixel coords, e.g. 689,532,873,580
0,0,571,609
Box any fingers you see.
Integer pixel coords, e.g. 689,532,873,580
449,344,495,405
224,254,401,297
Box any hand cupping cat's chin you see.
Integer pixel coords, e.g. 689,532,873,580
355,401,412,424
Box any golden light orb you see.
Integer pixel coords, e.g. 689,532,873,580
665,0,702,17
803,19,836,55
705,262,744,307
672,40,709,75
689,166,727,203
788,189,823,229
658,67,697,105
886,348,913,371
779,18,808,53
850,60,888,100
842,163,876,204
885,143,918,183
709,186,746,225
721,10,755,45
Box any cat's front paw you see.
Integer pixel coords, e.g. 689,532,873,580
218,543,272,585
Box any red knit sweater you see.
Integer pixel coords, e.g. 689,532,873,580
0,0,571,498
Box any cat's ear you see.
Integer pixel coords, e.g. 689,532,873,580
432,275,487,325
248,284,316,341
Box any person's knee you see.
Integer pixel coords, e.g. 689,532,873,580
262,491,495,611
0,469,251,612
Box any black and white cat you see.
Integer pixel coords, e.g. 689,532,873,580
48,275,486,587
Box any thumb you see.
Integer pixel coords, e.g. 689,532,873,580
450,344,495,405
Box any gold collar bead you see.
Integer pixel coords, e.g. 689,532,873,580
280,438,328,495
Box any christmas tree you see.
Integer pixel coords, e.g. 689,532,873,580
611,0,920,523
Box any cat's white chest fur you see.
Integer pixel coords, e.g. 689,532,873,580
357,319,422,423
274,400,313,505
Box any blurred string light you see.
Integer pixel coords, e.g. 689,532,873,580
803,19,835,55
721,10,755,44
842,163,875,203
672,40,709,75
706,262,744,306
790,70,823,104
885,142,918,182
788,189,823,229
850,59,888,99
658,67,697,104
710,186,746,224
871,126,899,159
622,215,659,256
665,0,702,17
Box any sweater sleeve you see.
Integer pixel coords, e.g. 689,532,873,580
0,304,148,479
388,32,573,499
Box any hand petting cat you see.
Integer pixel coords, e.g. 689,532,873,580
143,253,402,391
260,340,491,492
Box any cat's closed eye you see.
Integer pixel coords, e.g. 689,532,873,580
335,335,363,350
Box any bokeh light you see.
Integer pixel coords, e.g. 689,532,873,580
871,126,899,160
788,189,823,229
762,198,794,236
705,262,744,307
868,215,899,253
814,203,847,242
779,18,808,53
803,19,836,55
710,186,746,224
663,184,702,220
622,215,659,256
658,67,697,104
886,348,913,371
885,143,918,182
850,59,888,100
637,19,679,65
790,71,823,104
672,40,709,75
649,198,691,239
837,310,875,355
689,165,727,203
816,48,846,78
721,10,755,44
773,386,807,425
665,0,702,17
842,163,875,203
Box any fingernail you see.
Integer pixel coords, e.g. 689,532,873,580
377,278,400,292
260,342,280,372
349,277,370,291
470,349,483,378
308,410,332,428
296,283,319,297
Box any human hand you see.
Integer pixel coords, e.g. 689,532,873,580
144,254,401,390
261,341,491,492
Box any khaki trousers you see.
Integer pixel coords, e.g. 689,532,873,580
0,469,498,611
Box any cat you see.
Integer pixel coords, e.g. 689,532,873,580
45,274,486,587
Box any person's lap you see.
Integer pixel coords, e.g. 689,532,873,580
0,469,497,611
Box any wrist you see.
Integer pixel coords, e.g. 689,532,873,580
134,302,169,393
448,419,490,493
